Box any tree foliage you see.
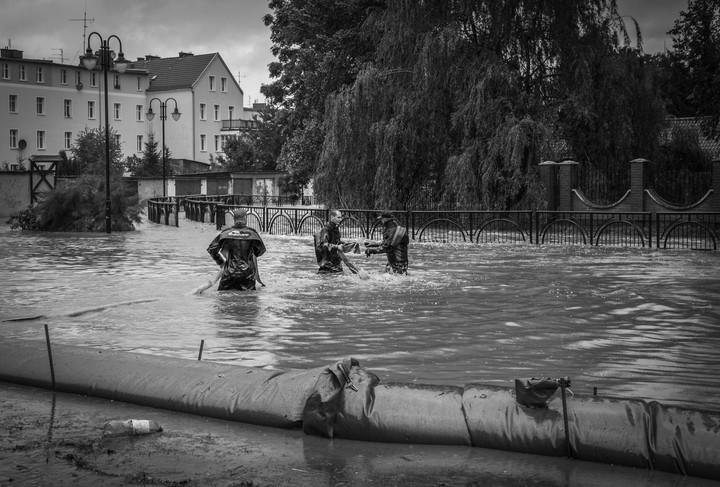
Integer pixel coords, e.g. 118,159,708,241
263,0,384,194
11,129,142,232
217,106,284,175
69,127,124,176
11,174,142,232
265,0,668,209
126,133,171,177
668,0,720,138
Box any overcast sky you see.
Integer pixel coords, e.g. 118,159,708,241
0,0,686,108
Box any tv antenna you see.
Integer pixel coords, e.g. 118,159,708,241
70,9,95,53
52,48,67,64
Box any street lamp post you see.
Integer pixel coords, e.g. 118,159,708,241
80,33,129,234
146,98,181,198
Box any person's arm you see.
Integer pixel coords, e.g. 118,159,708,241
206,234,226,265
317,227,340,253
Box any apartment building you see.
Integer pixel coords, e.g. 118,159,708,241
1,47,249,170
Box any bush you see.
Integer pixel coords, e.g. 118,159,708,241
8,174,142,232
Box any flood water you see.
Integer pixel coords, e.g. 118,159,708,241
1,217,719,411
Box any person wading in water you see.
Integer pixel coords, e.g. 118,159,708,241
315,209,346,274
206,209,266,290
365,211,409,275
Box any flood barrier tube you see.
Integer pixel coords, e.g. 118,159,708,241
1,338,718,481
0,339,324,429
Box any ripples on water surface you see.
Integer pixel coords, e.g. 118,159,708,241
1,220,719,410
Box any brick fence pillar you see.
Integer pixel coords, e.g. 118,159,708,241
630,158,649,212
557,161,579,211
538,161,558,211
712,159,720,211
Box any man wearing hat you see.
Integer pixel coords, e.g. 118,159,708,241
206,208,266,290
365,211,409,274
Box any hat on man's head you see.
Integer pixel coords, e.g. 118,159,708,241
233,208,247,220
376,211,393,220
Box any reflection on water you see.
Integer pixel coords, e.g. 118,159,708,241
1,220,719,410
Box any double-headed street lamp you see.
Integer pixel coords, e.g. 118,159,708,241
146,98,181,198
80,33,129,234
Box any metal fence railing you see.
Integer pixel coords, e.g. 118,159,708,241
159,196,720,250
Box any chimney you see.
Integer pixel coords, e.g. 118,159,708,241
1,47,23,59
178,51,194,58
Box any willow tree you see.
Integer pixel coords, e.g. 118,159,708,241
314,0,663,209
262,0,384,195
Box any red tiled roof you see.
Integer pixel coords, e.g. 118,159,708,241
130,53,218,92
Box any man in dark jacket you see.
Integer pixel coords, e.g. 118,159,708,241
315,209,345,274
207,209,266,290
365,211,409,274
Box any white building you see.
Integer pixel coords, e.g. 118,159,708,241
1,46,251,171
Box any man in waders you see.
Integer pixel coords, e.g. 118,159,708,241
365,211,409,274
315,209,346,274
207,209,266,290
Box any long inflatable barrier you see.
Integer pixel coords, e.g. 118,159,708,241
0,338,718,481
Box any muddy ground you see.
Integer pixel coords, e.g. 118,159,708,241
1,382,716,487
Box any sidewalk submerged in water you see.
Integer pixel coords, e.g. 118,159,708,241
1,383,716,487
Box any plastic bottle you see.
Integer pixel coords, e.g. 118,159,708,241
102,419,163,437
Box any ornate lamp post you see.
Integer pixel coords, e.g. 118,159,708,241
146,98,181,198
80,33,129,234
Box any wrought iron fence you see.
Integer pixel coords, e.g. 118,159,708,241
655,212,720,250
535,211,652,247
578,163,630,205
152,196,720,250
646,169,712,206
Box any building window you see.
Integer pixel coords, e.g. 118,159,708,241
136,105,143,121
91,72,97,87
137,76,142,91
113,74,120,89
221,77,227,92
64,132,72,150
9,94,17,113
36,67,44,83
228,105,235,120
114,103,121,120
61,69,68,84
136,135,143,152
114,134,121,147
214,135,221,151
200,103,206,120
213,104,220,121
36,97,45,115
200,134,207,151
19,65,26,81
88,101,95,119
9,129,18,149
209,75,215,91
255,178,274,196
1,63,9,79
64,99,72,118
36,130,45,150
75,71,81,85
